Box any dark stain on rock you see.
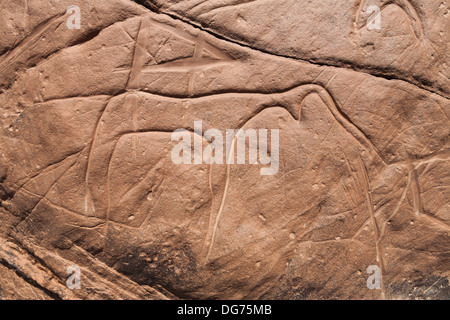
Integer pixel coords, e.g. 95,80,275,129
388,275,449,300
114,242,200,299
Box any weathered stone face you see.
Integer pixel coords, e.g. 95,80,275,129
0,0,448,300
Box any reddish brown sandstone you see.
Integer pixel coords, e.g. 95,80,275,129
0,0,448,299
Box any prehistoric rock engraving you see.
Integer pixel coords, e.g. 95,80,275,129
0,0,448,300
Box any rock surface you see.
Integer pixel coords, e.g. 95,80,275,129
0,0,449,299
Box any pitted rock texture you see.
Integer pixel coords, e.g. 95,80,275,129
0,0,449,300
